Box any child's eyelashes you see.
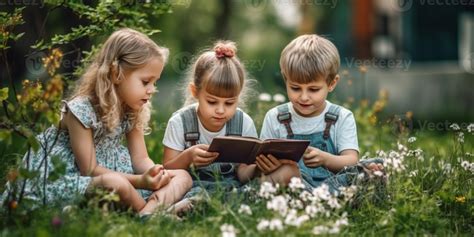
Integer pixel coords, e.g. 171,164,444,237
206,101,235,106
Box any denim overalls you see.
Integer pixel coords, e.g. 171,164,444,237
277,104,383,194
180,105,242,198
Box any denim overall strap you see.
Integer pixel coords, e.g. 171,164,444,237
180,105,200,148
276,104,294,138
225,110,243,136
323,104,340,140
180,106,239,181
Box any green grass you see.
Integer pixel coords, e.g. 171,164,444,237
1,99,473,236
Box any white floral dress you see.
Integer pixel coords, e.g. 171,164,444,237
2,97,151,206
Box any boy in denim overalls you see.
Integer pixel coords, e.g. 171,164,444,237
258,34,384,193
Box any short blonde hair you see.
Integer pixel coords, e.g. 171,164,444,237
280,34,340,84
71,28,169,133
183,40,251,108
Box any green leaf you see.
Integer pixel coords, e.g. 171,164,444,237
27,135,39,152
0,87,8,100
19,167,39,179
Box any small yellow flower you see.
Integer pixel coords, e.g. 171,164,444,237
455,196,465,203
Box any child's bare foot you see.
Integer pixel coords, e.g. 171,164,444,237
166,196,203,217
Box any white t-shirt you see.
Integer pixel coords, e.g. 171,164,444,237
163,105,258,151
260,101,359,154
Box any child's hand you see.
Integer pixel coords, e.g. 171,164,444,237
256,154,295,175
141,165,171,190
303,146,325,168
188,144,219,167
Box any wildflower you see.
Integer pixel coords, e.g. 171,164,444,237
299,190,312,202
450,123,460,131
461,160,470,170
268,219,284,231
407,137,416,143
327,196,341,209
258,182,278,199
376,150,387,158
258,93,271,102
257,219,269,231
313,225,330,235
409,170,418,177
267,195,288,216
272,93,286,103
220,224,237,237
289,199,304,210
305,205,318,217
467,123,474,133
51,216,62,228
284,210,309,227
443,163,452,173
457,132,464,143
455,196,466,203
238,204,252,215
312,184,331,201
288,177,305,193
62,205,74,214
339,185,357,201
257,218,284,231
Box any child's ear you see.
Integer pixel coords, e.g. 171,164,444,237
328,75,340,92
189,83,198,98
110,64,121,84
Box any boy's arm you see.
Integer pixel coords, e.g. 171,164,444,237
303,147,358,173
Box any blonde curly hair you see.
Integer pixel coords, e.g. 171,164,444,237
71,28,169,133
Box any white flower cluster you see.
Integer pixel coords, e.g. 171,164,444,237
457,132,464,143
254,180,353,233
408,136,417,143
312,213,349,235
288,177,305,193
220,224,237,237
460,160,474,173
258,181,279,199
257,218,284,231
467,123,474,133
379,143,408,173
258,93,286,103
238,204,252,215
450,123,460,131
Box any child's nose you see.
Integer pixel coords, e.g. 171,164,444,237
300,91,309,101
146,86,155,94
216,105,225,114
